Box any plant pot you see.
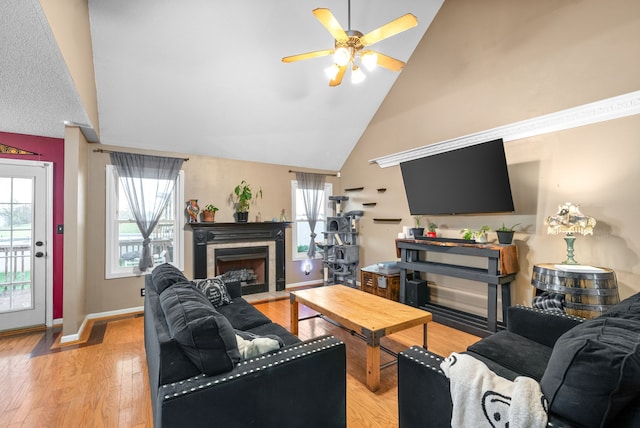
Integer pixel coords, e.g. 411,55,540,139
235,211,249,223
496,230,515,245
202,210,216,222
475,233,488,243
410,228,424,238
426,231,437,238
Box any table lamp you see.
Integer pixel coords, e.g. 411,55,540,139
545,202,596,264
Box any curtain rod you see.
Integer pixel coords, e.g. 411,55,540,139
93,148,189,161
288,169,338,177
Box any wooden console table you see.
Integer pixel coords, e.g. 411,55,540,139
395,239,519,337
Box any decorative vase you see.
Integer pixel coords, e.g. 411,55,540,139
475,232,488,243
496,230,515,245
186,199,200,223
202,210,216,222
426,231,437,238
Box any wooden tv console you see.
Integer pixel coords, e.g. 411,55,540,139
395,239,519,337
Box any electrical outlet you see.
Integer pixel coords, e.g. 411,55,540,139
140,288,145,297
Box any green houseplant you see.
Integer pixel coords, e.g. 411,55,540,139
233,180,262,222
426,220,437,237
410,216,424,238
460,225,491,243
496,223,520,244
201,204,219,222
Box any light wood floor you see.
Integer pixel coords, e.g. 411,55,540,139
0,297,479,428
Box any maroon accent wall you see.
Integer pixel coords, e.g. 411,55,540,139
0,131,64,319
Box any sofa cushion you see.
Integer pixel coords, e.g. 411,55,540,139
216,297,273,330
192,277,232,307
159,283,241,375
541,317,640,428
151,263,188,294
467,330,552,381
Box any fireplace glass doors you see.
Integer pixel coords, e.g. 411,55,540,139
214,246,268,295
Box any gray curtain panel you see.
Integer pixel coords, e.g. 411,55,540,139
295,172,326,258
110,152,183,271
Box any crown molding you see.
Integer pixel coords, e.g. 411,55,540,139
370,90,640,168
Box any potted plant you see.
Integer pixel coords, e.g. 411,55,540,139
201,204,219,222
233,180,262,223
410,216,424,238
460,226,491,243
426,220,437,238
496,223,520,244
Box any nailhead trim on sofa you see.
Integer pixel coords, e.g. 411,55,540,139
161,336,345,400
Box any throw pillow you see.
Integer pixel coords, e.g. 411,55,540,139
192,276,232,307
532,291,565,313
235,331,283,359
160,283,240,375
540,317,640,428
151,263,188,294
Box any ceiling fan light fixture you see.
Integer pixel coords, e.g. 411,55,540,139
351,65,366,84
324,64,340,80
361,51,378,71
334,47,351,66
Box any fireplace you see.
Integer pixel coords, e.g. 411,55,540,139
214,246,269,295
190,222,290,295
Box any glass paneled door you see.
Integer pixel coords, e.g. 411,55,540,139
0,160,48,331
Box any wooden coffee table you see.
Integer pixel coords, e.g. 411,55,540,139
290,285,432,392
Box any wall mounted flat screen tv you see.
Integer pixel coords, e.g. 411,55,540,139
400,139,514,215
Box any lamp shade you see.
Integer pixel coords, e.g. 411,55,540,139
333,47,351,67
351,65,366,84
545,202,596,264
545,202,596,235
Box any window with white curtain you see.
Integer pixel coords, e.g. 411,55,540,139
291,180,332,260
105,165,184,279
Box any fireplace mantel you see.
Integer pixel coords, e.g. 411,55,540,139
189,222,291,291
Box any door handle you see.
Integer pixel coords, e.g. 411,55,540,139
35,252,44,258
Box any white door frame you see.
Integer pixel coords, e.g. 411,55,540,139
0,158,54,328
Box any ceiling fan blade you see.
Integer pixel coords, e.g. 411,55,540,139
313,8,349,43
364,50,406,72
329,65,347,87
282,49,334,63
360,13,418,46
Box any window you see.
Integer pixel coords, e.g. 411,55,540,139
291,180,332,260
105,165,184,279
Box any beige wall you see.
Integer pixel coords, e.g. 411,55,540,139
40,0,100,135
63,126,89,335
70,0,640,322
341,0,640,313
85,145,338,314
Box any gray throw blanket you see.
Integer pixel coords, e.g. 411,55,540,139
441,353,548,428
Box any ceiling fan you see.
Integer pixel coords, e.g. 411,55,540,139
282,1,418,86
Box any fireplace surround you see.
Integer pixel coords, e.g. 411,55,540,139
190,222,290,293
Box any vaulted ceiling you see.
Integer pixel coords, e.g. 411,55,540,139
0,0,444,171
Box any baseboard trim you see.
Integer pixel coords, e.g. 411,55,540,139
58,306,144,345
286,279,323,289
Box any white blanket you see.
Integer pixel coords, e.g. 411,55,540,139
440,353,548,428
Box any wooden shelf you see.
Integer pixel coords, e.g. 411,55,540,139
344,187,364,192
373,218,402,223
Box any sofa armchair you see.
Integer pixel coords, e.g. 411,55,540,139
144,264,347,428
398,293,640,428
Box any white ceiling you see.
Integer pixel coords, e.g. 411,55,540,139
1,0,443,171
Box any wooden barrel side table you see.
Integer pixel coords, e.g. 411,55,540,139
531,263,619,319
